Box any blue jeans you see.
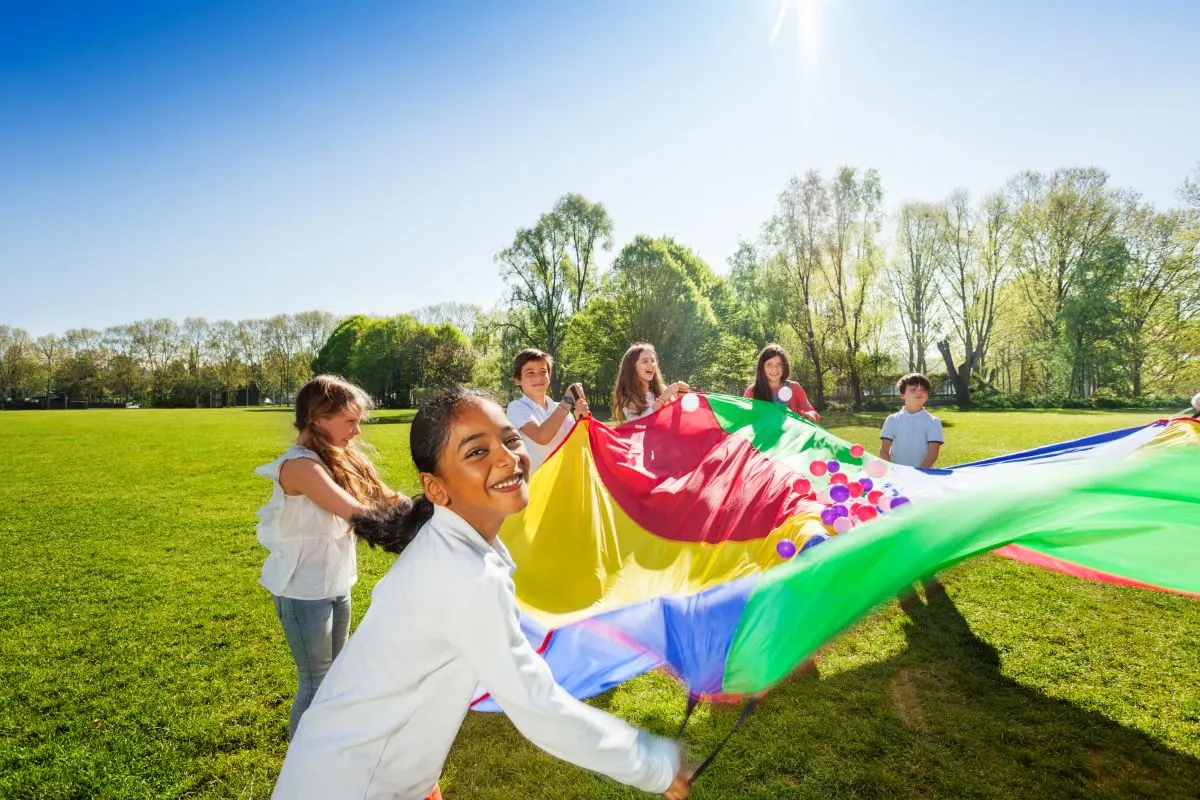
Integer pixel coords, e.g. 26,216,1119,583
272,594,351,738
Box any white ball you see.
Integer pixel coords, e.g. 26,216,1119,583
777,385,793,402
1192,392,1200,411
680,392,701,413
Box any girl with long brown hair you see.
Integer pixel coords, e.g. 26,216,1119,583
254,374,401,737
611,342,689,423
744,343,820,423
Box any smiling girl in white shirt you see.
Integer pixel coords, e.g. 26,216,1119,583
272,389,690,800
611,342,689,423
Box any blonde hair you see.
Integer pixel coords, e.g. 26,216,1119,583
294,375,392,504
612,343,666,423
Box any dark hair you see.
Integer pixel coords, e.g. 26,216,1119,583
512,348,553,380
352,388,493,555
896,373,932,395
752,344,791,403
612,342,666,422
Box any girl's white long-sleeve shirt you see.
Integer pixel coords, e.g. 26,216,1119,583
272,504,679,799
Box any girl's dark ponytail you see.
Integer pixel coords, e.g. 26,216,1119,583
352,496,435,555
351,387,494,555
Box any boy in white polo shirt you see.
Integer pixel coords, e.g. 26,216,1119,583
880,372,943,469
879,372,945,608
506,348,590,474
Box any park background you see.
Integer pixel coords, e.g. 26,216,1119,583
3,1,1199,798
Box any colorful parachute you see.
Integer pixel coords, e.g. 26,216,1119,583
472,395,1200,710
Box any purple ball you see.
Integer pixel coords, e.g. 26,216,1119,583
776,539,797,559
827,460,841,474
800,532,830,552
834,503,850,518
891,496,911,509
859,478,874,492
829,484,851,503
820,508,838,526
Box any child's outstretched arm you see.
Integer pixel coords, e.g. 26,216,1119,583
447,571,683,795
279,458,371,522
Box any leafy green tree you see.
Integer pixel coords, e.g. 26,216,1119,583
313,315,371,377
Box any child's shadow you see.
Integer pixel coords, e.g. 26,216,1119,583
690,590,1200,798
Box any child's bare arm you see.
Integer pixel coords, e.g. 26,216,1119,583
879,439,893,461
920,442,941,469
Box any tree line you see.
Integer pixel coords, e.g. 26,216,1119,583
5,166,1197,411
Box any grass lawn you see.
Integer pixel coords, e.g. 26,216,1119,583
1,405,1197,799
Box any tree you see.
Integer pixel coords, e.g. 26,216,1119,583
891,201,945,374
1116,204,1199,395
764,172,835,410
412,303,483,339
561,236,723,400
34,334,61,408
727,239,784,346
1011,168,1120,353
313,315,371,378
209,320,246,406
935,190,1013,405
0,326,33,407
497,209,571,384
182,318,211,407
823,167,885,410
556,193,614,313
60,328,104,404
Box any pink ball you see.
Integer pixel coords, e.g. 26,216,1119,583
832,517,853,534
830,473,849,486
850,444,865,458
864,458,888,479
809,460,828,477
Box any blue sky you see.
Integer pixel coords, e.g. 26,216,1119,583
3,0,1198,335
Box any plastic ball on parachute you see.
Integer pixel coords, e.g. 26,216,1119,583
859,478,874,492
891,496,911,509
829,472,849,486
833,503,850,518
867,489,884,505
792,477,812,495
849,444,865,458
778,384,794,402
809,460,828,477
827,460,841,474
848,481,864,498
679,392,701,413
820,508,838,526
829,484,850,503
776,539,797,559
832,516,853,534
864,458,889,479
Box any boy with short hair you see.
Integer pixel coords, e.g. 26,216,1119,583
880,373,943,469
506,348,590,474
880,372,945,608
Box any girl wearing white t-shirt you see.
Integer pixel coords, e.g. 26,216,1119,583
273,390,690,800
254,375,399,737
611,342,689,423
505,347,590,473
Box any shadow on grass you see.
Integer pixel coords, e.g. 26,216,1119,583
447,593,1200,799
691,591,1200,799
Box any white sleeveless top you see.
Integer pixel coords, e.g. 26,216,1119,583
255,445,356,599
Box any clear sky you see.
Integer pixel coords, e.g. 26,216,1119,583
3,0,1198,335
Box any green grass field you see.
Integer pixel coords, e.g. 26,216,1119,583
1,405,1198,799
